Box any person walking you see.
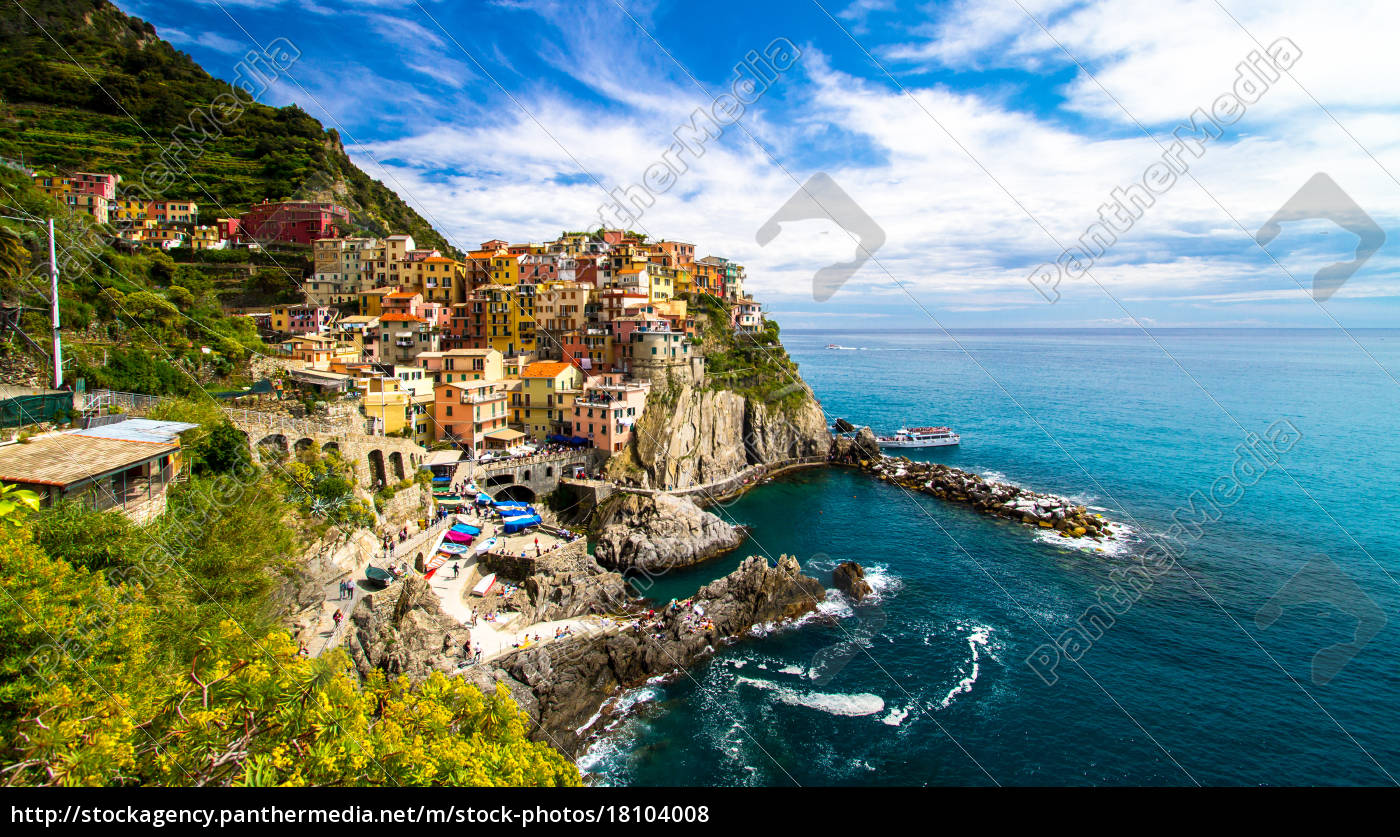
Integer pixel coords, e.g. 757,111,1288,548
332,608,344,635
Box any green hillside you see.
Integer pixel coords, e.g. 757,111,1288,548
0,0,457,255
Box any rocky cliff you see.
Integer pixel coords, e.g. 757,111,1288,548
593,492,746,573
345,575,472,679
492,554,826,756
603,380,829,490
518,550,633,624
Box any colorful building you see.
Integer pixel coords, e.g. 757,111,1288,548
434,379,510,454
512,361,583,442
238,200,350,245
571,373,650,453
271,304,335,335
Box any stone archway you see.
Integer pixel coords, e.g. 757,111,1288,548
496,484,536,503
367,449,386,486
294,437,317,462
257,433,289,462
321,441,339,456
389,451,405,481
485,473,515,488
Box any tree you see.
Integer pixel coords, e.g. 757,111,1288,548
191,422,251,475
0,529,578,787
0,225,32,279
0,483,41,527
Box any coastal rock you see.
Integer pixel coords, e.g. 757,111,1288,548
521,555,634,624
851,455,1117,543
497,554,825,756
604,381,830,490
832,561,873,602
830,426,881,464
345,575,472,680
594,492,746,573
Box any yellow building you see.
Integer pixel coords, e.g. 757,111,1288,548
478,284,537,357
488,252,523,285
512,361,583,441
536,282,590,332
363,376,413,438
357,286,395,317
410,256,463,304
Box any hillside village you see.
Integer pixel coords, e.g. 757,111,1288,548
0,1,838,789
3,165,780,514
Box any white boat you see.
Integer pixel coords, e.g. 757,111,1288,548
472,572,498,596
877,426,961,448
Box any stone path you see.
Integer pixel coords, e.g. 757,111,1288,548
466,614,619,664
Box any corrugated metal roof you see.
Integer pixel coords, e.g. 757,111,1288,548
67,419,198,444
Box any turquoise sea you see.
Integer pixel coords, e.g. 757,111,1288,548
581,328,1400,786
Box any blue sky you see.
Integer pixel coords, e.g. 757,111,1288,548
118,0,1400,329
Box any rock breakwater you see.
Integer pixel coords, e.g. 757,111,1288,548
830,427,1118,543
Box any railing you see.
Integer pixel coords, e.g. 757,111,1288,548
83,389,164,414
476,448,592,471
387,513,454,561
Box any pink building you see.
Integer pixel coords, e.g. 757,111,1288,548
71,172,119,200
570,373,650,453
239,200,350,245
381,290,425,317
610,312,670,346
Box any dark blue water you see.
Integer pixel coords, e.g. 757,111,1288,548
582,329,1400,786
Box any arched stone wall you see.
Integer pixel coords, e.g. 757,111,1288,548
496,484,537,503
367,449,386,486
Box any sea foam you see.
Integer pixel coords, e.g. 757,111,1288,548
736,677,886,717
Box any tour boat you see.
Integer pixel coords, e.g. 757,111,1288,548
877,426,961,448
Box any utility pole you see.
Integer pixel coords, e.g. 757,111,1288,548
48,217,61,389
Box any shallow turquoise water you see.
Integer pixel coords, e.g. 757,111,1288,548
583,329,1400,786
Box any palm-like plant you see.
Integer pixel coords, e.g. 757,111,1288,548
0,225,33,279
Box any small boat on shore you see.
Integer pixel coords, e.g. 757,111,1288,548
877,426,961,448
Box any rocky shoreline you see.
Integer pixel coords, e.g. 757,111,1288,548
481,554,824,757
593,492,747,574
831,427,1118,542
331,416,1128,769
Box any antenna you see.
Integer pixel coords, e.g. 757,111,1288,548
48,218,61,389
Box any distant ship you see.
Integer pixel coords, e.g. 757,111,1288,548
825,343,858,350
877,426,961,448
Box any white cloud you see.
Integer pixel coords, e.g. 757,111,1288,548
323,1,1400,328
159,26,247,54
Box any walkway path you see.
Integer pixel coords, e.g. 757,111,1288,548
466,614,620,664
608,456,828,499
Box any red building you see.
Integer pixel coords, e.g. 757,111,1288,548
238,200,350,245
